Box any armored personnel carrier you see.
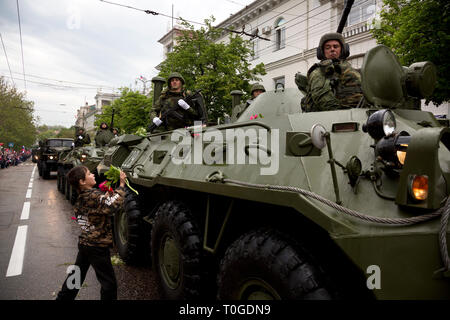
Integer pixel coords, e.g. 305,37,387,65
36,138,73,179
57,145,107,204
101,43,450,300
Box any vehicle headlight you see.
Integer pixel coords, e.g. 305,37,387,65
81,154,87,162
376,131,411,169
408,175,428,201
363,109,396,140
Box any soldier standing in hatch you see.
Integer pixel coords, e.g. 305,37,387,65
149,72,199,132
301,33,363,112
74,127,91,147
231,83,266,122
95,122,114,147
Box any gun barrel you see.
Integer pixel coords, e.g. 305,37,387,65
336,0,355,34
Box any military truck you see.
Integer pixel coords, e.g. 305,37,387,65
100,43,450,300
36,138,73,179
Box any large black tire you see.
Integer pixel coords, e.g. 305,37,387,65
151,201,202,300
57,168,63,192
37,162,42,176
69,185,77,205
42,162,50,179
217,229,333,300
113,190,149,265
65,175,71,200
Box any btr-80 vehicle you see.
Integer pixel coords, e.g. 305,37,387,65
57,144,107,204
99,43,449,300
37,138,73,179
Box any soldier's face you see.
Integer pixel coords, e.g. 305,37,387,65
170,78,182,91
323,40,341,60
253,90,264,98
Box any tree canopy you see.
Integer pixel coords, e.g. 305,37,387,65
158,18,266,121
371,0,450,105
94,87,152,134
0,77,36,150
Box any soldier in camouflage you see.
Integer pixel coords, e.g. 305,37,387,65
231,83,266,122
95,122,115,147
150,72,199,132
56,165,126,300
74,127,91,147
300,33,363,112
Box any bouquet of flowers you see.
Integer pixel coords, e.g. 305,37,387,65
100,165,139,195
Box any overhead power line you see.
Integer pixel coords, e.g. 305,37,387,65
99,0,271,41
16,0,26,91
0,33,15,86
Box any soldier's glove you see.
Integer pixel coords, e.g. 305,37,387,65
78,136,83,140
152,117,163,126
178,99,190,110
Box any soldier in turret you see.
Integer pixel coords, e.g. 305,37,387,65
149,72,200,132
74,127,91,147
298,33,363,112
95,122,114,147
231,83,266,122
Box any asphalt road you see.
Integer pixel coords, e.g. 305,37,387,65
0,160,159,300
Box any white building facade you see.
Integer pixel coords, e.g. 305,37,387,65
158,0,448,117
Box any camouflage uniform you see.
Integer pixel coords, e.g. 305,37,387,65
95,128,115,147
302,32,363,112
75,186,125,247
303,60,363,112
150,72,198,132
56,185,125,300
231,83,266,122
74,129,91,147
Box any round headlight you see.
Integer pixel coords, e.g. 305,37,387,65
363,109,397,140
376,131,410,168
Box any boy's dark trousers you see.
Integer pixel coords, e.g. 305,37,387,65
56,243,117,300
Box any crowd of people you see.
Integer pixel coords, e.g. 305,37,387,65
0,147,31,169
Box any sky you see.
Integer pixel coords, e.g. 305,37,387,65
0,0,254,127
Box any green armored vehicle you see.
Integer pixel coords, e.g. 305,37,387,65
36,138,73,179
102,44,450,300
57,145,107,204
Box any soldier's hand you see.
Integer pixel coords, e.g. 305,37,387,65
119,171,126,187
78,136,83,140
178,99,190,110
152,117,162,126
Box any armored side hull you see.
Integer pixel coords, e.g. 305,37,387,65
103,46,450,299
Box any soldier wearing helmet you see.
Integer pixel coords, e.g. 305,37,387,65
150,72,199,132
231,83,266,122
94,122,114,147
300,33,363,112
74,127,91,147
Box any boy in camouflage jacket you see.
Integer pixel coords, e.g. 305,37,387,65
56,165,126,300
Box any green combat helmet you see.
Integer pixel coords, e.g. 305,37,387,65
316,32,350,60
167,72,185,89
250,83,266,96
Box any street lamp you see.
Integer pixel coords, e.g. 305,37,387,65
135,75,152,95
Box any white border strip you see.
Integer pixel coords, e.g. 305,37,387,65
6,225,28,277
20,202,30,220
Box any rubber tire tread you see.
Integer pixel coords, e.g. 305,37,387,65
114,189,146,265
151,201,202,300
217,229,333,300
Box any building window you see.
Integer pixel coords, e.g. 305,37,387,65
274,76,285,90
347,0,376,26
166,43,173,55
274,17,286,51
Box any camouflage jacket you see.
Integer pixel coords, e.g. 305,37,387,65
95,129,114,147
231,99,253,122
150,89,198,132
74,133,91,147
303,59,363,112
75,186,125,247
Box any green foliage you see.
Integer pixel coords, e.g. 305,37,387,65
158,18,266,121
104,165,138,195
36,125,74,141
0,77,36,150
95,87,152,134
371,0,450,105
